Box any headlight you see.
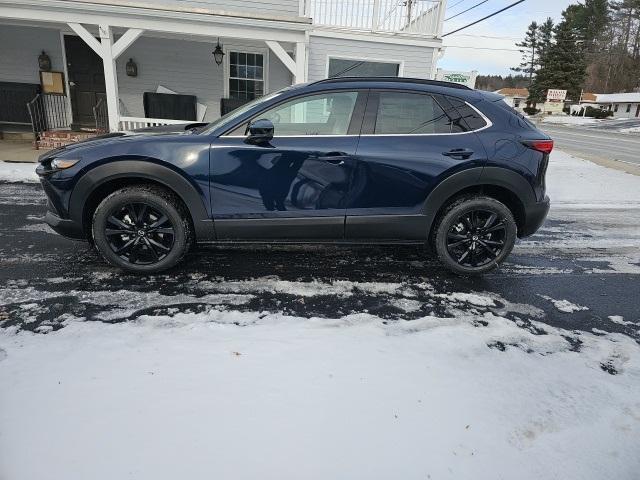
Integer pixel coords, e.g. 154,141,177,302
51,158,80,170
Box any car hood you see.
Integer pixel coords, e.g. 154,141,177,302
38,122,208,162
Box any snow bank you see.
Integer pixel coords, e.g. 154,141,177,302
546,150,640,208
0,161,38,183
541,116,602,126
620,126,640,134
1,310,639,480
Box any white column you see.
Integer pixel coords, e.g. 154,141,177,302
99,24,120,132
294,41,307,84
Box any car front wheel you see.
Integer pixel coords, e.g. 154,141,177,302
434,196,517,275
92,185,193,273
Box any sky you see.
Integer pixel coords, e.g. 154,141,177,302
439,0,576,76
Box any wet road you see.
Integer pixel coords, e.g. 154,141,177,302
1,181,639,342
540,123,640,167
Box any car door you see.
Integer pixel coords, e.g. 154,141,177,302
210,90,367,240
345,90,488,240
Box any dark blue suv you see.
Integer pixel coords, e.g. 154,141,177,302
36,77,552,275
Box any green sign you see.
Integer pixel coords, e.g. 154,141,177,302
443,73,470,83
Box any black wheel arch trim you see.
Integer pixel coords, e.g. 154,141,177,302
69,160,214,241
422,166,537,237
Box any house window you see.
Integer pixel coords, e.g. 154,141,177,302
228,51,264,100
626,103,631,113
614,104,619,112
328,58,400,78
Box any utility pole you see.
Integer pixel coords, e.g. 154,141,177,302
406,0,414,25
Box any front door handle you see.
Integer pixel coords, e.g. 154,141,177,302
443,148,474,159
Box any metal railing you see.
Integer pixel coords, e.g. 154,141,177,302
26,93,70,141
309,0,445,36
119,116,191,131
93,98,109,134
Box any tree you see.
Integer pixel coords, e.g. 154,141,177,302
512,21,538,84
529,15,587,105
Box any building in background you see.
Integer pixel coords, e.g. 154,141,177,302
595,93,640,119
0,0,447,144
495,87,528,111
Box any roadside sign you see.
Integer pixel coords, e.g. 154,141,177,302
435,69,478,89
546,89,567,102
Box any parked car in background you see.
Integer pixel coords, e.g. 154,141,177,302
36,77,552,275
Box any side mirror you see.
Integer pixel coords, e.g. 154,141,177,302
246,118,274,144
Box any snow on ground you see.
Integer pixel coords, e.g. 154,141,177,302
540,115,602,126
0,160,38,183
1,309,639,480
620,126,640,134
545,150,640,208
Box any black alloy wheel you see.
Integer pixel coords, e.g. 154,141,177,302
434,196,517,275
445,209,507,268
92,185,192,273
105,202,175,265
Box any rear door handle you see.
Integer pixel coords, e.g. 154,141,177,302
443,148,474,159
316,152,349,165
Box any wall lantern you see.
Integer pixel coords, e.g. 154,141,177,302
212,38,225,66
126,58,138,77
38,51,51,72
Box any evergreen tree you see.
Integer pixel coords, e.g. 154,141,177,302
529,15,587,105
512,21,538,83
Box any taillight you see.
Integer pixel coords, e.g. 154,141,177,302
523,140,554,154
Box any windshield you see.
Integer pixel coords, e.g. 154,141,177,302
199,87,292,135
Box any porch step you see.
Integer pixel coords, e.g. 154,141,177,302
35,130,97,150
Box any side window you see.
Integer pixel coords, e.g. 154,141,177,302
374,92,451,134
258,91,358,136
446,96,488,131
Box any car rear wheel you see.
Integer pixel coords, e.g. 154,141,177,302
92,185,192,273
434,196,517,275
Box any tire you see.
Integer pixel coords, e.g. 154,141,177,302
92,185,193,273
433,195,517,275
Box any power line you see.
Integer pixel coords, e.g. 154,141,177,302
447,0,468,11
445,45,521,51
445,0,489,22
443,0,527,37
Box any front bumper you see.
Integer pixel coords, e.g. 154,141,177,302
520,195,550,237
44,211,86,240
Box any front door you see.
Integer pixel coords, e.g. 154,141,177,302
346,90,488,240
64,35,105,127
210,90,366,240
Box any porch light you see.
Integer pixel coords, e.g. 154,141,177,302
38,51,51,72
212,38,225,66
126,58,138,77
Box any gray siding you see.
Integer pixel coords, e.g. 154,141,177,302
0,25,64,84
150,0,300,19
116,36,292,121
307,36,435,81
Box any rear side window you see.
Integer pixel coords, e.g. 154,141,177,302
374,92,451,134
492,99,536,129
446,96,488,131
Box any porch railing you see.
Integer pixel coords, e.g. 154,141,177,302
93,98,109,134
309,0,445,36
26,93,70,141
119,116,191,131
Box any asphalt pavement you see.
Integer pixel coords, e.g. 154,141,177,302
540,122,640,167
1,181,639,343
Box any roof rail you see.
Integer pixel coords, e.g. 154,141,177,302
311,77,472,90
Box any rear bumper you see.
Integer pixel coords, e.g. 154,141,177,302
520,195,550,237
44,211,86,240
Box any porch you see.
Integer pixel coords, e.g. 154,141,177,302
0,0,445,142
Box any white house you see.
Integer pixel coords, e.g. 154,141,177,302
0,0,447,143
495,88,528,111
595,92,640,119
